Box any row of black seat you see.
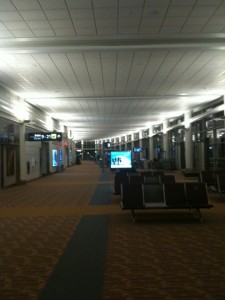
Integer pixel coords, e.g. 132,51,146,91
114,172,175,194
120,182,213,221
116,169,166,176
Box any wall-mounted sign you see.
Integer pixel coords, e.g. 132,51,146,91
133,147,143,153
27,132,62,142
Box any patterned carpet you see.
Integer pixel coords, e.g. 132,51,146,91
0,161,225,299
103,211,225,299
0,215,80,300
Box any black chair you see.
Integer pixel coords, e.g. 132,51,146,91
215,173,225,198
185,182,213,221
120,183,143,208
160,174,176,184
114,173,129,194
139,171,153,177
128,172,139,176
118,168,136,174
144,176,161,184
152,171,165,177
185,183,210,207
129,175,144,184
199,170,215,190
120,183,144,220
142,184,166,207
163,183,187,207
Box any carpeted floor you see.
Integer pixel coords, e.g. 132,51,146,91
0,161,225,299
103,211,225,299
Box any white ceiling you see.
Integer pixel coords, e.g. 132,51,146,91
0,0,225,140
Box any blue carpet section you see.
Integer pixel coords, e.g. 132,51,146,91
89,185,112,205
39,215,109,300
100,173,110,181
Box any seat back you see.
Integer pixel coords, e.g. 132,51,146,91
121,183,144,209
160,175,176,184
215,173,225,193
114,173,129,194
164,183,187,207
152,171,165,177
199,170,215,186
185,182,210,207
139,171,153,177
129,175,144,184
127,172,139,176
144,176,161,184
142,184,166,207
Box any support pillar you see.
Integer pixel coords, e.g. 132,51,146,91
163,120,169,159
149,126,154,165
19,122,26,182
184,112,193,169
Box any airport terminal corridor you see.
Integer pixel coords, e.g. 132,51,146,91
0,161,225,299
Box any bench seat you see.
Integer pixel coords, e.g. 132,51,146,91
121,182,213,221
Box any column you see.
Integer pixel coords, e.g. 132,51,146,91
163,120,169,159
19,122,26,182
184,111,193,169
139,131,143,159
139,131,144,168
118,137,121,150
149,126,154,164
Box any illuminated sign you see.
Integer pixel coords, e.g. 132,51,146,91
52,149,58,166
27,132,62,142
104,142,111,148
133,147,143,153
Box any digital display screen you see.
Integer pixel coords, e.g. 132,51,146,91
52,149,58,167
110,151,132,169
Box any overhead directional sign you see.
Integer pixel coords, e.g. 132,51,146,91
27,132,62,142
